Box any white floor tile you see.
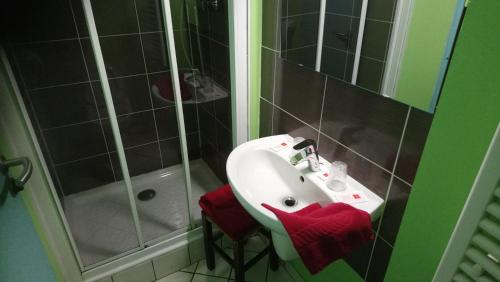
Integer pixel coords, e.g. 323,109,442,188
181,261,198,273
153,246,191,279
196,253,231,278
192,274,228,282
156,271,193,282
113,261,155,282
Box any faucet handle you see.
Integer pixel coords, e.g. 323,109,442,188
292,139,318,158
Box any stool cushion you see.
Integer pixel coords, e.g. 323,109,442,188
199,184,259,240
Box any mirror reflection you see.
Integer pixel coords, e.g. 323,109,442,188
280,0,398,95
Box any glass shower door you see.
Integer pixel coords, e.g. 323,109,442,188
83,0,193,248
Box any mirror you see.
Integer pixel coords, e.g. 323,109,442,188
280,0,396,94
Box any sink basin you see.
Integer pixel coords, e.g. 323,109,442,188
227,135,384,260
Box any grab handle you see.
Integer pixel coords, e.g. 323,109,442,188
0,156,32,195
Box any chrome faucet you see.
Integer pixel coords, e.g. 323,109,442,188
290,139,321,172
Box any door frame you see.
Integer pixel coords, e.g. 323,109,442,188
0,46,82,281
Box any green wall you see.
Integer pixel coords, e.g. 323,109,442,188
394,0,462,111
1,56,58,282
385,0,500,280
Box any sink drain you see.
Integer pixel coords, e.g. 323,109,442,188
138,189,156,201
282,196,298,208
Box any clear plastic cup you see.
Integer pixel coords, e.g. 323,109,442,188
327,161,347,192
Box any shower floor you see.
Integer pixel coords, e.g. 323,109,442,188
64,159,222,267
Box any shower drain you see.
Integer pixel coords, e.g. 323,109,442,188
138,189,156,201
282,196,298,208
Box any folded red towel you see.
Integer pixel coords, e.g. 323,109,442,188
155,73,192,101
262,202,373,274
199,184,259,240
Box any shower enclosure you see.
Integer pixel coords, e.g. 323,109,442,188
1,0,234,271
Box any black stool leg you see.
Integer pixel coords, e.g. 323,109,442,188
269,240,279,271
233,240,245,282
202,212,215,270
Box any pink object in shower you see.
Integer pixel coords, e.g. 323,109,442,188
155,73,192,101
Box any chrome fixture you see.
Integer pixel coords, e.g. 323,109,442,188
290,139,321,172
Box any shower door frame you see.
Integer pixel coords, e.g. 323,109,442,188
0,0,250,280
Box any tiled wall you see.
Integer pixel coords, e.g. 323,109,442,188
189,0,232,183
279,0,398,93
2,0,233,196
262,0,433,280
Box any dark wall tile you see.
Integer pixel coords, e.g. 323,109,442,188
93,75,152,117
135,0,168,32
190,32,212,76
111,142,162,179
326,0,354,16
193,0,210,36
366,0,397,22
14,40,88,89
186,132,201,160
183,104,200,134
378,177,411,245
99,35,146,78
262,0,280,49
2,0,77,43
142,32,171,73
103,111,157,149
395,108,433,184
44,121,107,164
356,56,384,93
321,78,408,170
261,48,277,101
30,83,98,129
199,107,217,147
343,239,374,278
209,1,229,44
285,0,321,15
320,47,348,80
155,107,179,139
260,99,273,137
216,123,232,153
318,134,391,198
214,97,231,129
174,30,194,70
209,41,229,78
284,46,317,70
323,14,351,50
70,0,89,37
365,238,393,282
274,60,325,127
283,14,319,50
273,107,319,142
361,20,392,61
90,0,138,36
160,138,182,167
56,154,115,195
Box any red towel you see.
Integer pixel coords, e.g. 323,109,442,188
199,184,259,240
155,73,192,101
262,202,373,274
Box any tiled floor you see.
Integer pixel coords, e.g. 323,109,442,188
156,252,298,282
64,159,221,266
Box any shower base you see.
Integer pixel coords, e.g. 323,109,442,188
64,159,222,267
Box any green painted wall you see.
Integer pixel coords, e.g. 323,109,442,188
394,0,461,111
385,0,500,281
0,57,58,282
249,0,262,140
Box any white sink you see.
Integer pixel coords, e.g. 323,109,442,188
226,135,384,260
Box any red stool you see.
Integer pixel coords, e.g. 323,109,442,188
200,184,279,282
